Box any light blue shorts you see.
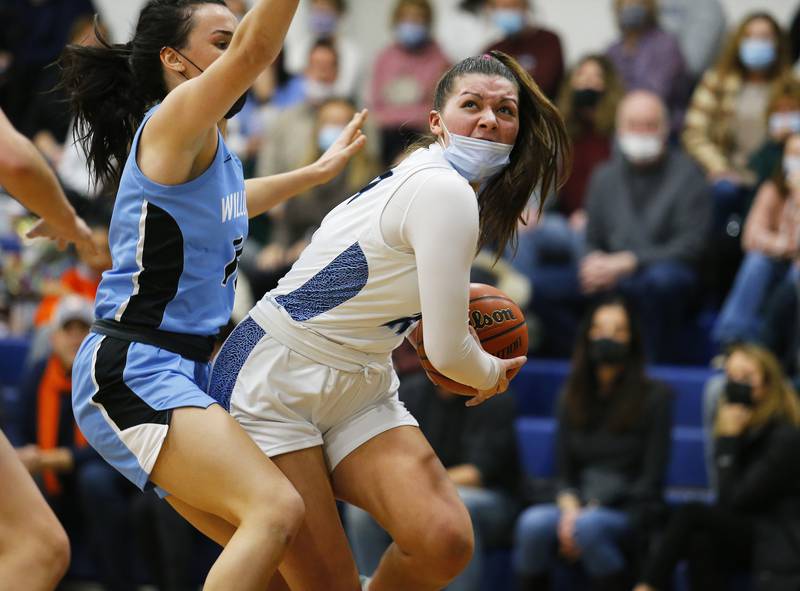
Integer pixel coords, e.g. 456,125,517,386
72,332,217,495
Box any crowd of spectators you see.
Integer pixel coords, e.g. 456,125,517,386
4,0,800,589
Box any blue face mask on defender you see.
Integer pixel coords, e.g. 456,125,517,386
438,118,514,182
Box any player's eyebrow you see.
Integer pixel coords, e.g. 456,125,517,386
458,91,518,104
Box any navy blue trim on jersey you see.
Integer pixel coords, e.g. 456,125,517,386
208,316,265,411
119,202,184,328
92,337,172,431
275,242,369,322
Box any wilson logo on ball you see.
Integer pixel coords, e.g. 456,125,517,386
470,308,517,329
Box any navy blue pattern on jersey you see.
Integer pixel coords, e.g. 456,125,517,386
208,317,265,411
119,202,183,328
92,337,171,430
275,242,369,322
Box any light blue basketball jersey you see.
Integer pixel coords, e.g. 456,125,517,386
95,105,248,336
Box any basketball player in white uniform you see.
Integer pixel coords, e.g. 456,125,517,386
210,51,571,591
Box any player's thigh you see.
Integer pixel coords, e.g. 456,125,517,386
331,425,473,553
150,405,303,528
270,446,360,591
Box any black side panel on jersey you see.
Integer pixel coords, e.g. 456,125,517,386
92,337,171,431
120,202,184,328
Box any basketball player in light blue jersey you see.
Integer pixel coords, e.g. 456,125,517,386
63,1,366,589
210,52,572,590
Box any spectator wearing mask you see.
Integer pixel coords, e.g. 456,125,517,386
483,0,564,100
606,0,689,133
636,344,800,591
657,0,726,82
16,296,139,590
748,75,800,190
284,0,361,99
256,39,342,180
683,12,792,231
534,91,709,361
433,0,497,63
514,297,671,591
510,55,622,304
713,132,800,347
343,371,521,591
369,0,450,166
247,97,379,299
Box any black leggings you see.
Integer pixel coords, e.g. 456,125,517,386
641,502,753,591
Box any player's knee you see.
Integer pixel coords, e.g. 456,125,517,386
28,521,70,581
243,481,305,546
414,509,474,582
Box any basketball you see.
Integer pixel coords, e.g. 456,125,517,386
410,283,528,396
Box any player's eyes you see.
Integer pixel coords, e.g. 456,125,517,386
216,41,230,50
499,106,516,116
462,100,478,109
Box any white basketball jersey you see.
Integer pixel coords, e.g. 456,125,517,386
253,145,466,355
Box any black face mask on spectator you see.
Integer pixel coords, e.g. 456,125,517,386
589,338,629,365
725,380,755,407
572,88,603,110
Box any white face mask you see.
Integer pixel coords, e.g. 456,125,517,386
783,155,800,176
770,111,800,137
618,132,664,164
306,78,336,103
438,118,513,182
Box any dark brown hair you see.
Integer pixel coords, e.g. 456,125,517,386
556,54,624,138
715,12,790,80
563,296,650,432
59,0,228,188
415,50,571,257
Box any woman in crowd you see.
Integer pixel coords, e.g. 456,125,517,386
514,296,672,591
369,0,450,165
713,131,800,346
509,54,622,287
683,12,792,226
636,343,800,591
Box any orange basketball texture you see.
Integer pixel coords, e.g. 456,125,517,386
410,283,528,396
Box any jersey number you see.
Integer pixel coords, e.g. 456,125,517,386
222,236,244,287
347,170,394,204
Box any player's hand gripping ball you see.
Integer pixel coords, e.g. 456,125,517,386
410,283,528,396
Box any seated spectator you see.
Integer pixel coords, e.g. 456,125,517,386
748,75,800,191
284,0,362,99
713,132,800,346
16,296,139,590
606,0,689,133
483,0,564,100
514,296,671,591
658,0,726,83
683,12,792,231
344,371,521,591
369,0,450,166
433,0,497,63
533,90,710,361
510,55,622,286
246,97,379,299
636,343,800,591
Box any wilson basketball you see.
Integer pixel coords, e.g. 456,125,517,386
410,283,528,396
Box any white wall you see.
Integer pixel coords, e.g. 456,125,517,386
98,0,798,65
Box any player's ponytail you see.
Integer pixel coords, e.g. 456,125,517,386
431,51,572,257
60,1,227,188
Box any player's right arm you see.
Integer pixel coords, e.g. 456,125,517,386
0,108,94,252
404,173,524,397
146,0,299,157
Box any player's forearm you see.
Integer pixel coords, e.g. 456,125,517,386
0,130,77,229
245,163,325,218
229,0,299,72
